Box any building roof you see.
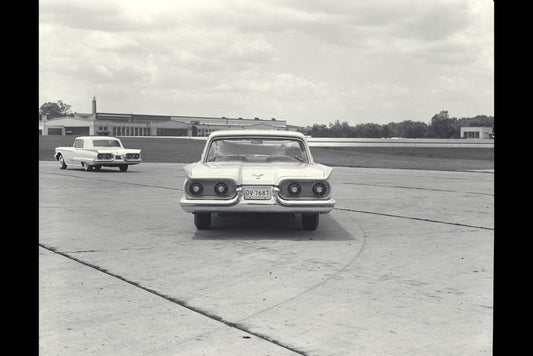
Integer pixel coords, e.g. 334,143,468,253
42,116,92,127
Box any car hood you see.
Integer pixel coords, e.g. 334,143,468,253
183,161,332,185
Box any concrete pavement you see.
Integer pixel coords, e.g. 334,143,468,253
39,162,493,355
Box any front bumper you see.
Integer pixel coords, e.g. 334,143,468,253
179,187,335,214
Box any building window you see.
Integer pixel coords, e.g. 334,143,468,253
463,131,480,139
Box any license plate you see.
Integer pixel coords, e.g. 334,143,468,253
243,186,271,200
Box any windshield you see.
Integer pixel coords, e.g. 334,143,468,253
205,138,308,163
92,139,122,148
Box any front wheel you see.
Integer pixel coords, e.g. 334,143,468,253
302,213,319,231
119,165,129,172
194,213,211,230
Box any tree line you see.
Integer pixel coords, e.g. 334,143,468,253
299,111,494,139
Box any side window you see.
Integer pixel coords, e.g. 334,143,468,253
73,139,84,148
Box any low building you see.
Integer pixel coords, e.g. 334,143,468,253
39,97,289,136
460,126,493,139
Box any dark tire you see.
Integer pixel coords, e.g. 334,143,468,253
57,154,67,169
194,213,211,230
84,163,93,171
94,165,102,171
302,213,319,231
119,165,129,172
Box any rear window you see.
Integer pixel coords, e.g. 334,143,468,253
205,137,308,163
93,139,122,148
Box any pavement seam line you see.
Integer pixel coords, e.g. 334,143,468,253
334,207,494,230
340,182,494,196
39,243,307,356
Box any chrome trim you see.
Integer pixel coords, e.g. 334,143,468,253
179,186,335,213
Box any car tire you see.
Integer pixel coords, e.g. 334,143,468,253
302,213,319,231
119,165,129,172
194,213,211,229
84,163,93,171
57,154,67,169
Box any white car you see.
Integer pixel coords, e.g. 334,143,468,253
54,136,142,172
179,130,336,230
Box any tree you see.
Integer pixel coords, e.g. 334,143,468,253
428,110,458,138
352,123,384,138
396,120,428,138
39,100,72,119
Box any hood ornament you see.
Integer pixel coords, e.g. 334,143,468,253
252,173,263,179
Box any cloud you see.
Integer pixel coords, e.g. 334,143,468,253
39,0,493,126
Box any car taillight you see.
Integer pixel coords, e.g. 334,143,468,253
287,182,301,196
312,182,327,197
189,182,203,196
214,182,228,196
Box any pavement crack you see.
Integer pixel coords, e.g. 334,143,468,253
39,171,180,191
39,243,307,356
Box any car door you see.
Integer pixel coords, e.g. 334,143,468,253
64,138,84,164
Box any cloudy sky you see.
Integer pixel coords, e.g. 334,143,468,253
39,0,493,127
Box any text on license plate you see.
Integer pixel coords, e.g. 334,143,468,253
243,186,271,200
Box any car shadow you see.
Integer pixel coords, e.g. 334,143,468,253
192,213,354,241
65,167,142,173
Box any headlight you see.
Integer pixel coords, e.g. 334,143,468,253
312,182,327,197
214,182,228,196
287,182,301,196
97,153,103,159
189,182,203,196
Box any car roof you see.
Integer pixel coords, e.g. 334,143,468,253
207,130,305,139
